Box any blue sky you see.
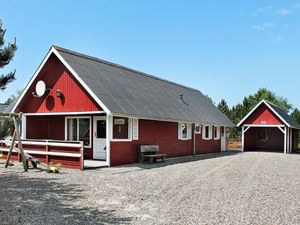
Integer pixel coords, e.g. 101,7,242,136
1,0,300,109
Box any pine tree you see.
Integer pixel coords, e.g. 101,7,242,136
217,99,230,118
0,19,17,90
291,108,300,125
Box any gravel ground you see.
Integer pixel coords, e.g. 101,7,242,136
1,151,300,225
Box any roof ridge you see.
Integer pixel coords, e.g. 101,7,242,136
52,45,202,94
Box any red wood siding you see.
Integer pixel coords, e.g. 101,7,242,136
244,127,284,151
244,104,283,125
110,120,221,166
195,126,221,154
16,54,101,113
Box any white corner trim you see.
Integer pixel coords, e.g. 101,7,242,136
237,100,290,128
12,46,111,115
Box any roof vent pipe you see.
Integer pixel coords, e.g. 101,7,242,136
179,94,184,102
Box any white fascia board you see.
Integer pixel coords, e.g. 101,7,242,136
24,111,106,116
237,100,265,127
263,100,290,128
237,99,290,128
12,48,54,112
52,47,111,114
12,46,111,115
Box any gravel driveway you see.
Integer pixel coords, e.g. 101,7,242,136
1,151,300,225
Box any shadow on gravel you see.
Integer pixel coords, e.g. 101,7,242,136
117,151,241,171
0,171,133,225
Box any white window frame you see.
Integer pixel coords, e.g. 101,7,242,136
202,125,212,140
65,116,92,148
178,122,189,140
214,126,220,140
195,123,202,134
132,118,139,140
111,117,132,142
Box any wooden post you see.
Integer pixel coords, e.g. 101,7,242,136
241,126,245,152
80,142,84,171
45,141,49,164
284,126,287,154
5,130,17,168
13,114,28,172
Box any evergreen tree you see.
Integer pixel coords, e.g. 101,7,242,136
217,99,230,118
291,108,300,125
0,19,17,90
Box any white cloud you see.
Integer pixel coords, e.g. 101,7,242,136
252,6,272,16
277,8,291,16
269,35,285,44
252,22,276,31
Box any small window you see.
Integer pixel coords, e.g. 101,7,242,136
113,117,129,139
214,126,220,140
258,128,267,141
195,124,202,134
179,123,188,140
221,126,225,137
203,125,212,140
96,120,106,139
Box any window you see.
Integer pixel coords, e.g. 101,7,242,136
202,125,212,140
96,120,106,138
221,126,225,137
132,118,139,140
195,124,202,134
113,117,129,139
214,126,220,140
66,117,91,147
178,123,188,140
258,128,267,141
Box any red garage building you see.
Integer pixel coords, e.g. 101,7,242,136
238,100,300,153
5,45,233,168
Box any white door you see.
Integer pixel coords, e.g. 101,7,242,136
221,126,226,151
93,116,106,160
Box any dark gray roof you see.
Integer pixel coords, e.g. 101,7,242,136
0,104,8,112
266,101,300,129
55,46,233,126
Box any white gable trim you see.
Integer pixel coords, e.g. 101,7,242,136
237,99,290,128
12,46,111,115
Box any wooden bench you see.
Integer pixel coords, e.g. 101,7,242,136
138,145,166,164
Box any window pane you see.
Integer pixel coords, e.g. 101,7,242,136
113,117,129,139
79,118,90,146
97,120,106,138
221,127,225,137
67,118,77,141
214,127,217,138
205,126,209,138
195,124,201,133
181,123,187,139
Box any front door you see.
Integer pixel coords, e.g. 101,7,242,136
221,126,226,151
93,116,106,160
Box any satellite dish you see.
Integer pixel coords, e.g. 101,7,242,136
35,80,46,97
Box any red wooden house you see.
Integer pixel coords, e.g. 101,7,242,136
5,46,233,169
238,100,300,153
